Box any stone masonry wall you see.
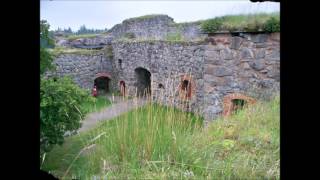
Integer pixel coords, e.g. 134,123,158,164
111,40,206,113
46,52,115,90
202,32,280,120
111,32,280,122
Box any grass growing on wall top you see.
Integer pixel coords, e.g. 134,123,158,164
201,12,280,33
123,14,170,22
48,46,102,56
66,34,100,41
41,96,279,179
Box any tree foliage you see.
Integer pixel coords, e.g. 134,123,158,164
40,77,93,158
40,20,55,75
263,17,280,32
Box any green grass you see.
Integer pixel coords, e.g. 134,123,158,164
42,96,279,179
201,12,280,33
123,14,169,23
48,47,101,56
66,34,100,41
81,95,112,113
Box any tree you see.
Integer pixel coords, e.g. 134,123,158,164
40,77,93,160
40,20,55,75
40,20,94,163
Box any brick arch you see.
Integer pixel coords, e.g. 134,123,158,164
178,75,196,100
223,93,256,116
95,72,112,79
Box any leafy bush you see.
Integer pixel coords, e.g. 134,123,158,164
40,20,55,75
200,17,223,33
263,17,280,32
166,32,183,41
40,76,93,160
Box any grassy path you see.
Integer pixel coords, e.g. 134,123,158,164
78,97,147,133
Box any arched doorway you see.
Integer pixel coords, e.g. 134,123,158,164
94,73,111,96
179,75,195,100
120,81,126,96
134,67,151,97
222,93,256,116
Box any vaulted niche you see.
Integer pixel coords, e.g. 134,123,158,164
134,67,151,97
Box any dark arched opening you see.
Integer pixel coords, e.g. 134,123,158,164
181,80,192,99
134,67,151,97
231,99,247,114
120,81,126,96
94,76,110,95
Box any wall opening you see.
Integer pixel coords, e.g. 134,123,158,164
222,93,256,116
94,76,110,95
118,59,122,69
231,99,247,114
134,67,151,97
180,80,192,99
120,81,126,96
158,83,164,89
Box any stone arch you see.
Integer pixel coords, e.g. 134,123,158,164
120,80,126,96
94,72,112,95
179,75,195,100
134,67,151,97
222,93,256,116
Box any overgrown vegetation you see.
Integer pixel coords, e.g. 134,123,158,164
123,14,169,22
66,34,100,41
201,12,280,33
81,95,112,113
40,20,55,74
40,76,93,162
40,20,94,164
166,32,183,41
48,46,101,56
42,96,279,179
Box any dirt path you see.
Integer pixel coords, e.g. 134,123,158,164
77,97,147,133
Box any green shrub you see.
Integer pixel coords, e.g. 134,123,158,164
200,17,223,33
40,76,93,161
166,32,183,41
264,17,280,32
200,13,280,33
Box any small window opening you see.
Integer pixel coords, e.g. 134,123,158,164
118,59,122,69
158,83,164,89
231,99,247,114
181,80,191,99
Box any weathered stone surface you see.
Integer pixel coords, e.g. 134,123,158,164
221,48,233,60
240,47,254,59
250,34,268,43
49,21,279,123
249,59,265,71
204,65,215,74
255,49,265,59
230,36,242,50
212,67,233,77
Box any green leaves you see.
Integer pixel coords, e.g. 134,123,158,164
200,17,223,33
263,17,280,33
40,76,93,158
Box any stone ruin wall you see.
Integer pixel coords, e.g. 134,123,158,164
108,15,206,41
46,52,116,91
111,40,206,113
48,13,280,122
202,33,280,120
111,32,280,122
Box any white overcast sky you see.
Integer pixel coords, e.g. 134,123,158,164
40,0,280,31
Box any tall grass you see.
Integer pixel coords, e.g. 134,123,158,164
42,93,279,179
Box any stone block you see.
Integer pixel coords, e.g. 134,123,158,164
230,36,242,50
240,47,254,59
213,67,233,77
